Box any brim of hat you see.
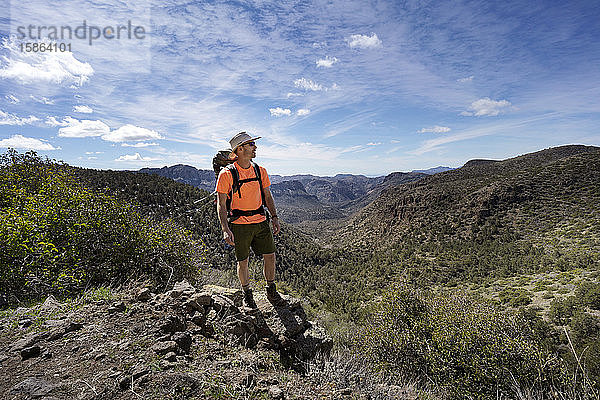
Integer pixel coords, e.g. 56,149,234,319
228,136,261,159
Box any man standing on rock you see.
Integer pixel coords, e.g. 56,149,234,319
216,132,286,308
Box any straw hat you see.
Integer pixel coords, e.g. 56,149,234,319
228,132,261,159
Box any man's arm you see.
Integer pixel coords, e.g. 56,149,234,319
217,192,234,245
263,187,280,235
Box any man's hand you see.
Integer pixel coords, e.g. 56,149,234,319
223,229,235,246
271,216,280,235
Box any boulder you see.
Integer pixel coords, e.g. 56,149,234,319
203,285,243,307
136,288,152,302
172,332,192,354
108,301,126,314
190,311,206,327
182,298,204,315
221,313,258,348
159,315,186,334
256,294,310,338
152,341,177,355
64,321,84,333
10,332,49,352
168,280,197,299
191,291,213,306
11,377,55,398
18,318,33,329
212,295,240,317
39,295,61,312
20,345,41,360
268,385,284,399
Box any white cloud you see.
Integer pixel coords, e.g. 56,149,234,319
411,114,558,156
0,134,59,150
461,98,512,117
122,142,159,147
367,142,382,146
418,126,451,133
269,107,292,117
45,116,69,127
58,117,110,138
5,95,19,104
286,92,303,98
73,105,93,113
294,78,323,91
0,110,39,125
0,37,93,86
316,56,338,68
457,76,474,83
30,95,54,105
115,153,161,162
347,33,382,49
102,124,163,143
297,109,310,116
322,110,378,138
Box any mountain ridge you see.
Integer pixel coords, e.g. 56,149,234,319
335,145,600,254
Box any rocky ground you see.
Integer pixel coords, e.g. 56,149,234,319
0,282,417,400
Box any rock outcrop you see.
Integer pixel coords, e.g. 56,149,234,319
0,282,337,399
155,280,333,371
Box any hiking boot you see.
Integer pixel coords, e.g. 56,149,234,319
266,284,286,307
243,289,257,309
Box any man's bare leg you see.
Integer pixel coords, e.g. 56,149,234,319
263,253,275,282
237,258,250,287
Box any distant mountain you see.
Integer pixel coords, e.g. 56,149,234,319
339,171,427,215
271,174,385,203
411,166,455,174
269,180,345,223
139,164,215,192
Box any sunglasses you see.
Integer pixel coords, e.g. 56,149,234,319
243,141,256,147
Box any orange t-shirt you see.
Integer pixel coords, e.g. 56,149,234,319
216,162,271,224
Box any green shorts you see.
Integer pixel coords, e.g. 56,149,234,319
230,220,276,261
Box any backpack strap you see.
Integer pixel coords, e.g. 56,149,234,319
252,162,270,222
227,163,242,198
252,162,267,209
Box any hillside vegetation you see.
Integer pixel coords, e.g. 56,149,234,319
0,150,204,303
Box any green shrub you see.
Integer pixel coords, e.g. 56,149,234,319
549,296,579,325
356,285,568,398
498,287,532,307
571,311,600,346
0,150,205,303
568,311,600,387
576,281,600,310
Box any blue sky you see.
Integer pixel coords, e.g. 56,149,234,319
0,0,599,176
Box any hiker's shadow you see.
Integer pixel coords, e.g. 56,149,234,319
253,298,309,340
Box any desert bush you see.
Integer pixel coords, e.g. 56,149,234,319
570,311,600,346
0,150,204,303
498,287,533,307
549,296,579,325
356,285,569,399
576,281,600,310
